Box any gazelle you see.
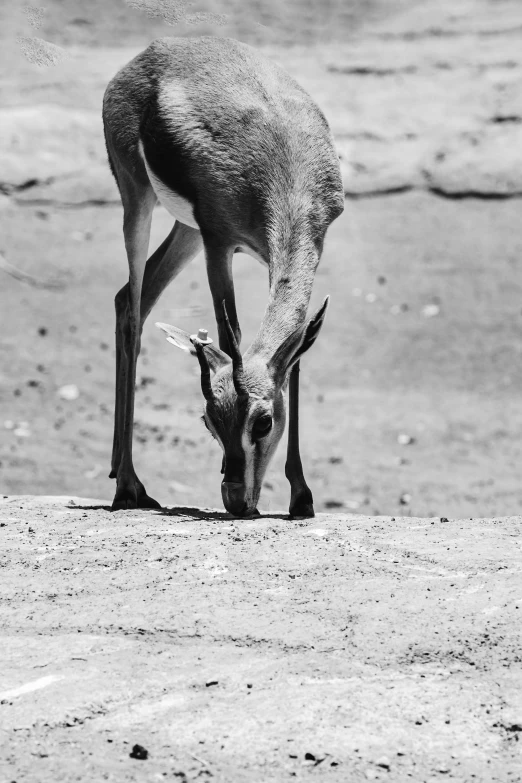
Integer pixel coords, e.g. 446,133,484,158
103,36,344,517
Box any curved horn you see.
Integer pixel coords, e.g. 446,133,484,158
222,300,249,401
193,342,214,404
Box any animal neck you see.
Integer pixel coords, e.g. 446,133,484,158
246,236,320,362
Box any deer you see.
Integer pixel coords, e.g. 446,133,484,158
102,35,345,518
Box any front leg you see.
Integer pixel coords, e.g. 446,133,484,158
285,361,315,518
205,243,240,353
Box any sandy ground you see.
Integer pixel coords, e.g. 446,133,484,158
2,4,522,780
1,495,521,782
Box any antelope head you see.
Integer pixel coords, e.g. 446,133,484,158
156,298,329,517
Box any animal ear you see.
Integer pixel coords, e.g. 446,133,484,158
267,296,330,384
155,322,231,373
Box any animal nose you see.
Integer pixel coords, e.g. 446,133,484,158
221,481,247,516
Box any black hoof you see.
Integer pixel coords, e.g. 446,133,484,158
289,504,315,519
137,493,162,510
111,494,138,511
289,487,315,519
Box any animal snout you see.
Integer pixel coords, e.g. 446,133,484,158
221,481,247,516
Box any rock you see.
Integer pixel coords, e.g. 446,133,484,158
339,137,426,196
0,105,120,204
15,164,119,205
0,106,105,187
13,424,31,438
58,384,80,401
397,434,415,446
422,304,440,318
376,756,391,770
129,743,148,760
424,125,522,196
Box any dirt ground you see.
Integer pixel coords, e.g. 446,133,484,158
1,495,521,782
2,2,522,781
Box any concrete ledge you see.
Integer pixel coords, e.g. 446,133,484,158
1,496,520,781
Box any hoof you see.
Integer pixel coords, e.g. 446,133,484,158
136,478,162,510
111,494,138,511
289,485,314,519
137,492,162,510
289,505,315,520
112,476,161,512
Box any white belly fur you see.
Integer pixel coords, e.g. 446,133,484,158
138,139,199,229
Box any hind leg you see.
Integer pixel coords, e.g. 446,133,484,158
111,213,203,509
111,176,156,510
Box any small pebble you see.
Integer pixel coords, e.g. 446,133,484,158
129,743,148,760
58,384,80,401
397,433,415,446
422,304,440,318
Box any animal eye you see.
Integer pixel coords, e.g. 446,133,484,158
252,415,272,440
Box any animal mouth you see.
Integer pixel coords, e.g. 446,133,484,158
221,481,250,517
